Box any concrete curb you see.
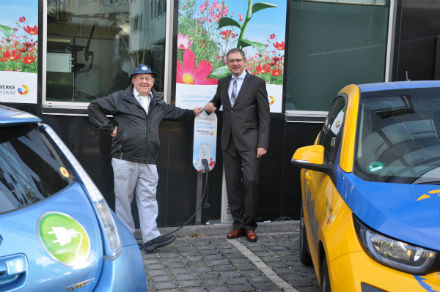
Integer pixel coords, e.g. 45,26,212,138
135,220,299,239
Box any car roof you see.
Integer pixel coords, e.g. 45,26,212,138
0,104,41,126
358,80,440,93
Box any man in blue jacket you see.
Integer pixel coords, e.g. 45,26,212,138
88,64,203,252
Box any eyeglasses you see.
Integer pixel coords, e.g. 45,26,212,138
135,76,154,82
227,58,244,63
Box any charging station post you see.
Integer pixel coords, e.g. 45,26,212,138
193,111,217,224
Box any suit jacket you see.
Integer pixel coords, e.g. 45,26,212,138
210,72,270,151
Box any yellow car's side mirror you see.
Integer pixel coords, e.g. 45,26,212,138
291,145,324,165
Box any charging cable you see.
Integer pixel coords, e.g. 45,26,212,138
161,158,210,236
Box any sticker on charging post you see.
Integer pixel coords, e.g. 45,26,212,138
193,111,217,172
38,212,90,267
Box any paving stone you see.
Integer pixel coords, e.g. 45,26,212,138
227,284,254,292
197,272,219,280
202,278,225,286
152,275,173,282
176,280,202,288
148,269,169,277
207,286,231,292
225,277,248,285
174,273,198,281
212,264,235,272
219,271,242,278
169,268,189,275
252,281,277,291
154,281,178,290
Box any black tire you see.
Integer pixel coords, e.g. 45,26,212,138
299,206,312,266
320,257,331,292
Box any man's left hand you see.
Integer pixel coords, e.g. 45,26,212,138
257,147,267,158
194,107,204,116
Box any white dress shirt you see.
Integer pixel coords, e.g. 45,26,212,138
133,88,152,113
228,71,247,100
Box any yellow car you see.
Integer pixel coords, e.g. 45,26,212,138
291,81,440,292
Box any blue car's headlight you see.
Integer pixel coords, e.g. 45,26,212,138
42,124,122,260
354,216,436,274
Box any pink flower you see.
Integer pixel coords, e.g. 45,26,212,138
176,49,218,85
270,33,275,40
177,33,193,50
19,16,26,23
238,14,244,22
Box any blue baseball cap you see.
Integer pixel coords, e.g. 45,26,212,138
130,64,157,80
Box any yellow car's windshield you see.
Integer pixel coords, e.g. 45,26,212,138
354,87,440,184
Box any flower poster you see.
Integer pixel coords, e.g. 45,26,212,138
176,0,286,113
0,0,38,104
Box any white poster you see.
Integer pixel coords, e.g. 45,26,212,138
176,0,287,113
0,0,39,104
0,71,37,103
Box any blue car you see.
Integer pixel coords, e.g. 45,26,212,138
0,105,147,291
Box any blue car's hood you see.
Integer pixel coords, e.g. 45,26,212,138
337,168,440,252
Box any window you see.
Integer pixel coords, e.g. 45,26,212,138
46,0,166,105
285,0,389,111
0,124,74,214
354,88,440,184
318,96,346,163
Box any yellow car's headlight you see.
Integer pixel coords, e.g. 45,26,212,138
354,216,436,274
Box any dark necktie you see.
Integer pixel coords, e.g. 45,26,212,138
231,78,237,107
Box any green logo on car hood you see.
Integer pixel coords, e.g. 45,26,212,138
38,212,90,266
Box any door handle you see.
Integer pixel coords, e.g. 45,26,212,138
0,254,27,290
305,171,312,181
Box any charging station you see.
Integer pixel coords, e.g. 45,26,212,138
192,111,218,224
193,111,217,172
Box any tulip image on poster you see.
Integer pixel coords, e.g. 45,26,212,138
176,0,286,113
0,16,38,73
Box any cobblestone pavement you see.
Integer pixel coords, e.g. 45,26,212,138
141,227,320,292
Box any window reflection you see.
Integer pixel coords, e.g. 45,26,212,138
46,0,167,103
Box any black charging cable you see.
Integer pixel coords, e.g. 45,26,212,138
161,158,210,236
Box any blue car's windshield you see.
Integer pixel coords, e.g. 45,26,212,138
0,124,74,214
354,87,440,184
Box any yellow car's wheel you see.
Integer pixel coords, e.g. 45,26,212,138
299,205,312,265
320,257,331,292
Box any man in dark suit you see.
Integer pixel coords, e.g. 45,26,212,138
205,48,270,242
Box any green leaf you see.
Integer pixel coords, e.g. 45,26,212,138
218,17,241,29
0,24,14,39
238,39,265,49
252,2,277,14
210,65,232,79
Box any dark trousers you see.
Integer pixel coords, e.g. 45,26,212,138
223,136,260,231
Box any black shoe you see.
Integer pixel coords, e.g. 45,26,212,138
142,234,176,252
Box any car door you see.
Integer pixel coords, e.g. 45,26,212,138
303,96,347,264
0,123,104,292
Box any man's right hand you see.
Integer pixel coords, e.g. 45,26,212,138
205,102,217,113
111,126,118,137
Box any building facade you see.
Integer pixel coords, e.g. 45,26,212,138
4,0,440,228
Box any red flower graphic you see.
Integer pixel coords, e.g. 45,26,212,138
24,25,38,35
176,49,217,85
270,34,275,40
19,16,26,23
22,54,36,64
271,68,282,76
256,64,271,74
220,30,233,40
273,41,285,50
3,50,22,61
